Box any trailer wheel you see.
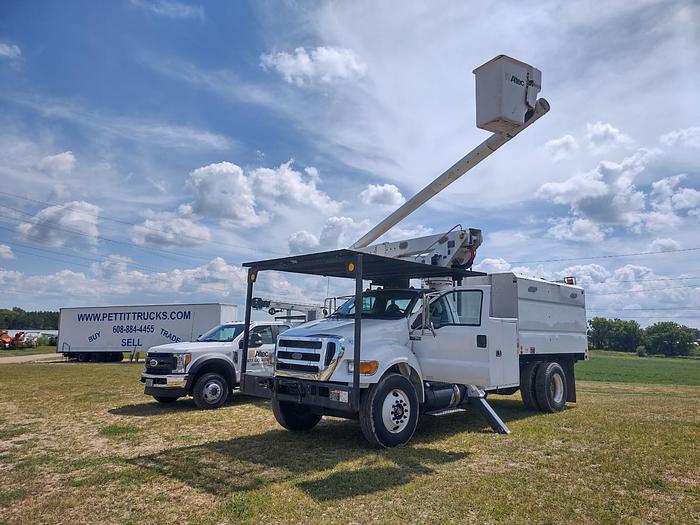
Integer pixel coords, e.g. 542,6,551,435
535,362,567,412
153,395,178,404
192,373,229,409
359,373,418,448
520,362,540,411
272,399,322,431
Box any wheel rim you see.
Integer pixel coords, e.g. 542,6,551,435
203,381,223,403
551,373,564,404
381,388,411,433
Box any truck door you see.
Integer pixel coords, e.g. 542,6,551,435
246,324,276,376
411,287,492,386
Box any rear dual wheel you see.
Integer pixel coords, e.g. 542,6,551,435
520,361,567,412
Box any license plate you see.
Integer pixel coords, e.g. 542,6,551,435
145,379,153,387
329,389,349,403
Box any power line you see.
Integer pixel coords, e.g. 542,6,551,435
0,190,287,256
509,246,700,264
0,208,213,264
587,284,700,296
588,306,700,311
0,237,169,273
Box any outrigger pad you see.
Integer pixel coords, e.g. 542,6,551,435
472,397,511,434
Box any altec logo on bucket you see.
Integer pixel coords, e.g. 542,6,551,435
510,75,525,86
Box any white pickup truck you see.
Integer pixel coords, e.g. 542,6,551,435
140,321,290,409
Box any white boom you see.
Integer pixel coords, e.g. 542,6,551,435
351,98,549,250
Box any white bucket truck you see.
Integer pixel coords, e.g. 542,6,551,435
239,55,587,447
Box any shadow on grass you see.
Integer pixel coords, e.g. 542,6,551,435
108,394,268,417
128,395,542,501
130,419,469,501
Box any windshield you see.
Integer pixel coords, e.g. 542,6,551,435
197,324,243,342
332,290,420,319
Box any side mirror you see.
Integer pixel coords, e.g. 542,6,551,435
239,333,263,349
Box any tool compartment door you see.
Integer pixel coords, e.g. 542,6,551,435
488,318,518,386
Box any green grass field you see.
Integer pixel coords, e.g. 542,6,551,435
0,353,698,524
0,345,58,357
578,350,700,386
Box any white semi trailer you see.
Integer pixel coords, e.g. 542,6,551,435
237,55,586,447
58,303,237,362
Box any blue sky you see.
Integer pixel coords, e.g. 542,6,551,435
0,0,699,327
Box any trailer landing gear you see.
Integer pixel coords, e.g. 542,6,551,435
467,385,510,434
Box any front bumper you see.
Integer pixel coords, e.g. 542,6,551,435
141,373,188,397
242,375,356,413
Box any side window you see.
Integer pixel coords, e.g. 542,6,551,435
444,290,483,326
429,296,454,329
252,325,274,344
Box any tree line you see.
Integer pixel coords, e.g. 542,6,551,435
0,307,59,330
588,317,699,356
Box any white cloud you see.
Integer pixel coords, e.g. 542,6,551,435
473,257,511,273
359,183,405,207
537,148,662,228
261,46,367,86
659,126,700,149
16,201,100,247
586,122,633,151
0,244,14,260
187,160,339,227
0,42,21,59
650,238,681,252
38,151,76,174
671,188,700,210
288,230,320,253
250,160,340,215
188,162,268,226
547,217,608,242
130,0,204,19
543,134,579,162
130,216,211,247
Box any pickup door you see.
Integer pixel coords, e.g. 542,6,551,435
411,287,493,386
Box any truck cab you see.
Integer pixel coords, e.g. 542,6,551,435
141,320,290,409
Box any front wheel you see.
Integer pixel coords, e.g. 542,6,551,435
359,373,418,448
192,373,229,409
272,399,322,431
153,395,178,404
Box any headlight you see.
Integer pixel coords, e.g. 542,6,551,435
347,359,379,375
174,353,191,373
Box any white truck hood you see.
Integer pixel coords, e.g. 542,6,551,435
281,317,408,345
148,341,229,353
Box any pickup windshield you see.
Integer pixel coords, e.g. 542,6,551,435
197,324,243,342
331,290,420,320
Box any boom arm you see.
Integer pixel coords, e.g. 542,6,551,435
351,98,550,249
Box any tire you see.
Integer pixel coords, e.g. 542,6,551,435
153,395,178,403
359,373,418,448
192,372,229,409
272,398,322,431
534,362,567,413
520,361,540,411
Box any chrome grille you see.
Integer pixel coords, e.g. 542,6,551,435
274,336,343,379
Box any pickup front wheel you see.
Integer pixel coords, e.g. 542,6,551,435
192,373,229,409
360,373,418,448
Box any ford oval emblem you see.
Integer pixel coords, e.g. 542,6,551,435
291,352,303,360
149,359,158,367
